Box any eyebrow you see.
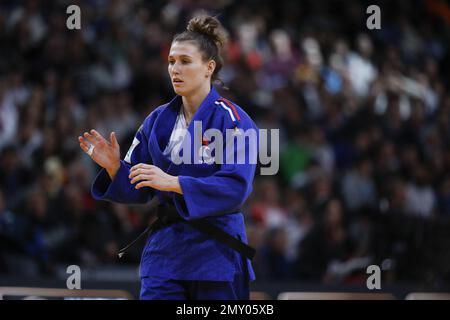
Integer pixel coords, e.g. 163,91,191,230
168,54,193,59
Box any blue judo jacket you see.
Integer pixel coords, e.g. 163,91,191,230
91,87,257,282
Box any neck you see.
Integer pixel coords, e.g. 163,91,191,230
182,84,211,121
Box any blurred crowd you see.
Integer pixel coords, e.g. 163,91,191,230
1,0,450,286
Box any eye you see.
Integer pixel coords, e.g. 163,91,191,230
181,59,190,64
168,59,175,65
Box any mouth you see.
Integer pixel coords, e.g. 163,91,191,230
172,78,184,84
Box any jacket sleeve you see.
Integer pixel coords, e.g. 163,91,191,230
91,116,155,204
173,115,258,220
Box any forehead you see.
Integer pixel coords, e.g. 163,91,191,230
168,41,201,57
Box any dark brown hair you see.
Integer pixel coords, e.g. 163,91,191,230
173,15,228,85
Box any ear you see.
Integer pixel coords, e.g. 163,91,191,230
206,60,216,77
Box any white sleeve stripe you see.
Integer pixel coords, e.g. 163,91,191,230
215,101,236,122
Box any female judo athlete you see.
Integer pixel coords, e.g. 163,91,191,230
78,15,258,300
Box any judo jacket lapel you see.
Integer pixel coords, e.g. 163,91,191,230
147,87,220,205
148,95,180,172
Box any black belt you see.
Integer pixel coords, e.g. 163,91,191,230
118,200,256,260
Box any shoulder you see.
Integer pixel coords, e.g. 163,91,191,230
213,97,258,130
141,103,169,131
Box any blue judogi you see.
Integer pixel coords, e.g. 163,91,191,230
91,87,257,299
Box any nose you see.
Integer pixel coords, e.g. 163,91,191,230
171,62,181,75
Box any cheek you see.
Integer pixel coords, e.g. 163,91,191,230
197,64,207,77
184,68,201,83
168,65,175,76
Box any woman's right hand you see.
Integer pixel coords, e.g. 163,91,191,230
78,130,121,179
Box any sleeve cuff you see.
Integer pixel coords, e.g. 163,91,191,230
91,161,129,201
172,176,192,220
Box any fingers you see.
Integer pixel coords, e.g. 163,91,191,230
78,135,93,150
135,181,155,190
90,129,105,143
129,167,154,179
78,129,106,151
78,136,90,153
130,174,154,185
129,164,155,179
131,163,155,170
81,131,97,146
110,132,119,149
131,163,145,171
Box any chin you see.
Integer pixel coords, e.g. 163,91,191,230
173,86,189,96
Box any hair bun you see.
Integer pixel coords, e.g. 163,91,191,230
186,15,227,49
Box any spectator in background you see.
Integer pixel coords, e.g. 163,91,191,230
347,33,378,99
259,226,293,279
341,156,377,212
0,0,449,286
0,78,19,151
404,165,436,219
280,129,312,186
251,178,288,229
296,198,355,281
283,189,314,262
0,145,32,208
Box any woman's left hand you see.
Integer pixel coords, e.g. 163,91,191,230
129,163,182,194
